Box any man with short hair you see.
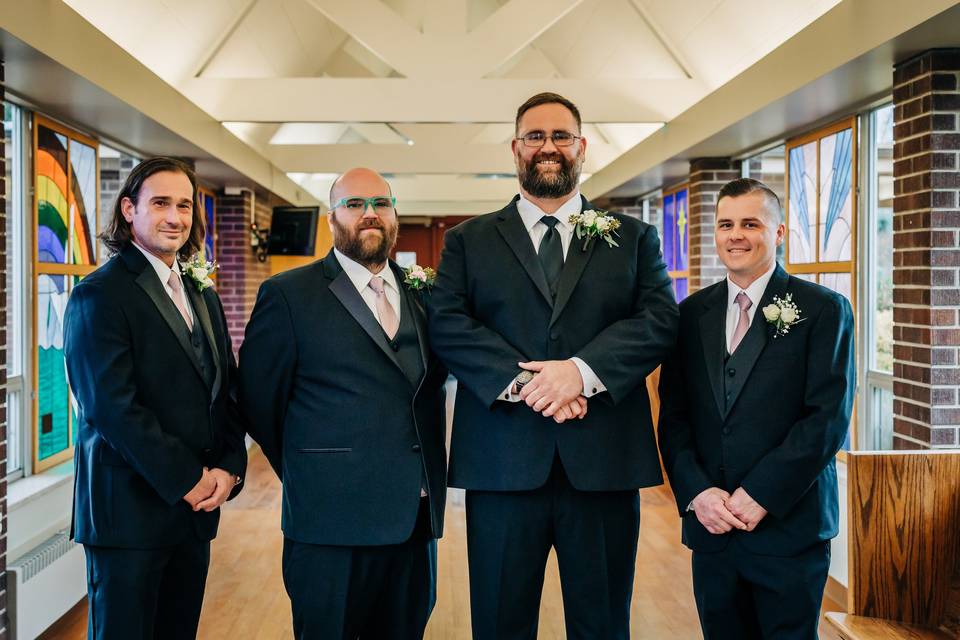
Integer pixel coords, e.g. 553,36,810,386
239,168,448,640
64,157,247,640
428,93,678,639
658,178,856,639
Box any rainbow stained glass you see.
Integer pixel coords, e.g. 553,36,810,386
788,141,817,264
203,192,216,262
818,129,853,262
69,139,97,265
37,126,69,264
37,274,70,460
820,272,852,304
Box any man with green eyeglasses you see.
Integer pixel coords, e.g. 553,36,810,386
429,92,678,639
240,168,448,639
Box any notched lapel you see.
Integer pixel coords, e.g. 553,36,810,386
549,229,597,327
495,207,553,307
698,286,727,420
135,269,207,384
329,270,404,372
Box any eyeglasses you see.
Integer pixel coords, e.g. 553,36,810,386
333,196,396,213
516,131,581,148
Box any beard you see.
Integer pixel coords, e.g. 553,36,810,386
517,149,583,199
331,214,398,268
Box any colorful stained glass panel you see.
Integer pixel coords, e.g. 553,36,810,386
662,189,689,273
37,274,70,460
820,272,852,303
69,139,97,266
818,129,853,262
788,141,817,264
203,192,216,262
37,126,69,264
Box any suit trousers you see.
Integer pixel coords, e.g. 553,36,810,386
282,497,437,640
692,537,830,640
465,454,641,640
84,537,211,640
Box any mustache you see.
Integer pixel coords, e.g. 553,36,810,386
357,219,385,230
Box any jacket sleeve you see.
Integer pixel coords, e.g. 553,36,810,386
427,227,528,407
739,294,856,519
575,224,679,404
238,279,297,477
63,282,203,505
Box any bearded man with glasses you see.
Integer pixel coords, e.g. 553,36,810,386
240,168,448,640
428,92,679,639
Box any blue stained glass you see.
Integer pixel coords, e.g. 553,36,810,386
203,193,215,261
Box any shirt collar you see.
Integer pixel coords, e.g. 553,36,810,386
516,192,582,234
334,248,398,294
726,262,777,310
133,242,181,285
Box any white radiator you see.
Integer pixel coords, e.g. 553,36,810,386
8,530,86,640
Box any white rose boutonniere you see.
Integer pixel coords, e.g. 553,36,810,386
403,264,437,291
180,252,217,292
765,293,804,337
568,209,621,250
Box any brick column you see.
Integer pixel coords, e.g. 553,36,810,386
891,49,960,449
0,56,9,639
216,192,271,356
688,158,741,292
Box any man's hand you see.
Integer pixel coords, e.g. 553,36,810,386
183,467,216,509
726,487,768,531
518,360,583,417
194,468,239,512
691,487,749,535
553,396,589,424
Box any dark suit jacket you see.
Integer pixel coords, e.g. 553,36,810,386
428,196,678,492
64,244,247,548
238,251,448,547
658,265,855,556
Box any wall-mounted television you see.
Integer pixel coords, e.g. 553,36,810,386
268,206,319,256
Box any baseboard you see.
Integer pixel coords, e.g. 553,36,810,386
824,575,848,611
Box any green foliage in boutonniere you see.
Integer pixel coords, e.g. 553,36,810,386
402,264,437,291
762,293,805,337
568,209,621,250
180,252,218,292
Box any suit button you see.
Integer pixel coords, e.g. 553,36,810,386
719,465,725,473
727,368,736,377
550,333,559,341
411,444,421,453
722,427,731,435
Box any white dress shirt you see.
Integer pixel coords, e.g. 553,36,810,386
725,263,777,353
334,248,402,325
500,192,607,402
133,242,194,326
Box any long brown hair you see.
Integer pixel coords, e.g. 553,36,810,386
99,157,206,259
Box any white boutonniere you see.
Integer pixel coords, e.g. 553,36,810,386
568,209,621,250
402,264,436,291
180,252,217,292
762,293,805,337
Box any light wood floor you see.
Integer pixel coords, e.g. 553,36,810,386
41,448,840,639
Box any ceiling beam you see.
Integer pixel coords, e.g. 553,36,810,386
182,77,702,122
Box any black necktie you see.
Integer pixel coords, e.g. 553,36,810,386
538,216,563,298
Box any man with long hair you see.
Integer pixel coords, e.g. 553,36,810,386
64,157,247,639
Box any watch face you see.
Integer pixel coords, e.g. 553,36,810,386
517,370,535,385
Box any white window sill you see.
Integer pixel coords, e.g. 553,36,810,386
8,460,74,512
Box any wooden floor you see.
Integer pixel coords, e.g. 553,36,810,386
41,448,841,639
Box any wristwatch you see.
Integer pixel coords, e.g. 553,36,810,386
514,370,536,395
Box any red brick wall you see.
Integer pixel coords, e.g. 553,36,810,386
215,193,271,356
0,56,9,639
689,158,741,293
891,49,960,449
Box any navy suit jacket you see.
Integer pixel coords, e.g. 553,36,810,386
428,196,678,492
658,265,856,556
64,244,247,548
238,251,448,546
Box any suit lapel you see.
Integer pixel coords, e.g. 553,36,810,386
698,283,728,419
391,262,429,372
495,200,554,307
550,195,598,327
184,282,222,396
720,265,791,419
325,253,405,373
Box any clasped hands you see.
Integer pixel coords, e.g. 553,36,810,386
183,467,238,512
691,486,767,534
517,360,588,424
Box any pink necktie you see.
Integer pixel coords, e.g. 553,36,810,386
730,292,752,353
168,271,194,331
368,276,399,339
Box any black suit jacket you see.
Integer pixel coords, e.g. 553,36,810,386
238,251,448,546
64,244,247,548
428,196,678,492
658,265,855,556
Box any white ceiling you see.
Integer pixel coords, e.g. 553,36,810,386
61,0,843,213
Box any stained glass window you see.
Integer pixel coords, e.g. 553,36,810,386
70,139,98,265
662,185,689,301
37,274,70,460
37,125,70,264
201,188,216,263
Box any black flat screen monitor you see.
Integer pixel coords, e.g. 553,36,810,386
268,206,319,256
